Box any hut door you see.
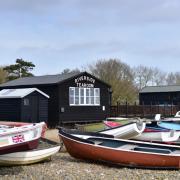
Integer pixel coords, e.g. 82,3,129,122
31,96,39,123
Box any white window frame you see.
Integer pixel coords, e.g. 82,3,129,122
69,87,100,106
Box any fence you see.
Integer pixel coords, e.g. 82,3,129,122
110,102,180,118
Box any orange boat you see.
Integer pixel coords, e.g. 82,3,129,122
59,128,180,169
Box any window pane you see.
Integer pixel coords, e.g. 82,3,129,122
95,88,100,96
80,97,84,104
80,88,84,96
69,97,74,104
75,97,79,104
75,88,79,96
95,97,100,105
86,97,90,104
79,88,84,104
86,89,90,96
69,88,74,96
90,88,94,96
91,97,94,104
24,98,29,106
69,87,75,105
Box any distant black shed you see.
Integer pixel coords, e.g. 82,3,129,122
0,72,111,127
0,88,49,123
139,85,180,105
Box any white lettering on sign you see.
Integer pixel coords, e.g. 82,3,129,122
75,76,95,88
76,83,94,88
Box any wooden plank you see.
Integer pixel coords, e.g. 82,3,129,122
117,144,137,150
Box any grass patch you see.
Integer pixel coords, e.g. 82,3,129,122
76,122,105,132
77,119,130,132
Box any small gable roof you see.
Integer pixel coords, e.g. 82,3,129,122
140,85,180,93
0,88,49,98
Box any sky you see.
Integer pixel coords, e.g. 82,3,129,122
0,0,180,75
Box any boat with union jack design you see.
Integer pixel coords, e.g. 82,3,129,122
0,122,46,155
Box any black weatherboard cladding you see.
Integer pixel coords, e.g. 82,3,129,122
139,86,180,105
36,85,59,127
0,91,48,123
0,98,21,121
0,72,111,126
58,73,111,123
21,91,48,123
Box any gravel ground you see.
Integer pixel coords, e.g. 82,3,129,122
0,152,180,180
0,129,180,179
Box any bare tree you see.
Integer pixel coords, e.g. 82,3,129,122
166,72,176,85
164,72,180,85
151,67,166,86
174,72,180,85
133,65,153,90
134,65,168,89
88,59,137,104
60,68,81,75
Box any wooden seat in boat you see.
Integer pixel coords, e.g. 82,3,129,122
117,144,137,150
171,150,180,154
94,140,103,145
134,146,171,154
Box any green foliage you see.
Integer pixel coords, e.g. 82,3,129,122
0,67,8,84
3,58,35,81
88,59,138,105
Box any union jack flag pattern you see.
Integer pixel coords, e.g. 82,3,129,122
12,134,25,143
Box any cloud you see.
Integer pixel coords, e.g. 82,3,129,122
144,46,180,59
0,0,63,14
62,0,180,26
1,0,180,28
1,1,179,23
1,0,180,74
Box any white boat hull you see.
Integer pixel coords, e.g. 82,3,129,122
102,122,146,139
134,131,180,142
0,146,60,165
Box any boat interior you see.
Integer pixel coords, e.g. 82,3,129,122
87,137,180,155
145,121,168,131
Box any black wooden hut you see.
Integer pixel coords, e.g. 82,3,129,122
0,88,49,123
0,72,111,127
139,85,180,105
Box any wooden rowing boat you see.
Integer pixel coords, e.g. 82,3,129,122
59,128,180,169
